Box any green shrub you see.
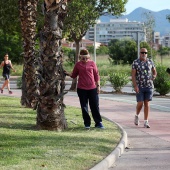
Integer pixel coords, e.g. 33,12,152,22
154,65,170,95
100,76,108,87
109,72,129,92
16,76,22,89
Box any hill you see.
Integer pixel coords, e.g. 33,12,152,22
99,7,170,36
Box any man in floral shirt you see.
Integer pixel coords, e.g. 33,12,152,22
132,48,157,128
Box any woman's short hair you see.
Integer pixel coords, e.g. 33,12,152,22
80,49,89,56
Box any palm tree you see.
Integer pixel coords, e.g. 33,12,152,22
36,0,69,130
19,0,39,108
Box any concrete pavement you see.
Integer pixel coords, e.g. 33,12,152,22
1,89,170,170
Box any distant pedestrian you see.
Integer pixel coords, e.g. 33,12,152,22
132,48,157,128
0,53,16,94
64,49,104,129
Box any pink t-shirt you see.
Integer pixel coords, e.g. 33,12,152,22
71,60,100,90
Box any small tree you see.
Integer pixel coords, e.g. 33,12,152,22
154,65,170,95
109,72,129,93
108,39,137,64
63,0,128,90
158,46,170,65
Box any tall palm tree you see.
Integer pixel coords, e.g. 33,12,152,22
36,0,69,130
19,0,39,108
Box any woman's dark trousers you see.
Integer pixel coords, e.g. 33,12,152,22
77,88,102,127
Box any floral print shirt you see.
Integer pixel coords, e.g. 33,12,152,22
132,58,155,88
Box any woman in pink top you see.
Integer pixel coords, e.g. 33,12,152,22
65,49,104,129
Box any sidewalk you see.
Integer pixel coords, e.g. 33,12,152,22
65,93,170,170
1,89,170,170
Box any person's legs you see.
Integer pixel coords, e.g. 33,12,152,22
88,88,103,127
77,88,91,127
144,100,150,120
143,88,153,128
136,101,143,115
1,75,8,93
134,88,144,125
1,74,12,94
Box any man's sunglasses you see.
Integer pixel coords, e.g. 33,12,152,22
140,52,147,54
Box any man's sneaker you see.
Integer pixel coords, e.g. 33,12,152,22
95,122,105,129
144,121,150,128
1,89,3,93
134,115,139,126
85,126,90,129
9,91,13,94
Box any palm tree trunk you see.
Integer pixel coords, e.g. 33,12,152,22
19,0,39,108
36,0,68,130
69,40,80,90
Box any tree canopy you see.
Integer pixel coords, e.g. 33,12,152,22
108,39,137,65
63,0,128,60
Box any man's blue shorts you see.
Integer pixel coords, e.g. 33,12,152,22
136,87,153,102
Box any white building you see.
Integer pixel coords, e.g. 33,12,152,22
85,18,146,45
153,32,161,50
161,34,170,48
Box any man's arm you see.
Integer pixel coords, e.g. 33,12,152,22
152,67,157,80
131,69,139,93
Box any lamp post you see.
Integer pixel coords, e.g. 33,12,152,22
137,31,140,58
132,30,146,58
94,24,96,63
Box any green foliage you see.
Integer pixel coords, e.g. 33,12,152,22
96,56,131,77
100,76,108,87
158,46,170,56
97,46,109,55
86,46,94,54
108,39,137,64
16,77,22,89
63,0,128,63
0,1,20,35
63,47,76,66
109,72,129,92
87,45,109,56
154,65,170,95
0,30,23,63
0,96,121,170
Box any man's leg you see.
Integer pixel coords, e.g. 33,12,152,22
136,101,143,115
144,100,150,120
143,88,153,128
134,88,144,125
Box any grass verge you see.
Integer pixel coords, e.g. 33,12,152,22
0,96,121,170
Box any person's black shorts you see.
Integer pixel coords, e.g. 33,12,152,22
3,74,10,80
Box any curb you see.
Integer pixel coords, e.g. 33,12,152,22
90,121,128,170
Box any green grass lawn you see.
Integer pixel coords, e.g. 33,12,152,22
0,96,121,170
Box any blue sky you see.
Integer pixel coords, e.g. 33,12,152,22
125,0,170,14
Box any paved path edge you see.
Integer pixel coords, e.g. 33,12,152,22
90,120,128,170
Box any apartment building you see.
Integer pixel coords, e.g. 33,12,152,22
85,18,146,45
161,34,170,48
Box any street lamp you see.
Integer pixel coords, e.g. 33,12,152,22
94,23,96,63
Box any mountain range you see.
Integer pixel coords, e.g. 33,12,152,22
99,7,170,36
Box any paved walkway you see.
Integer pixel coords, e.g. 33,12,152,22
1,89,170,170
